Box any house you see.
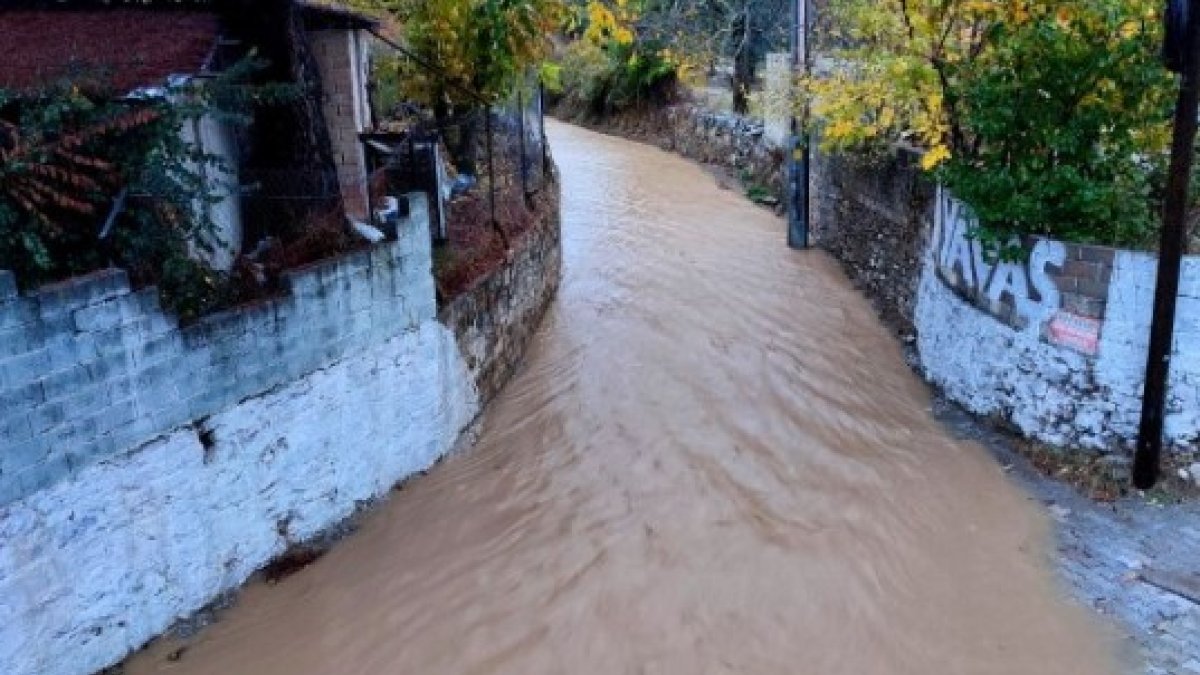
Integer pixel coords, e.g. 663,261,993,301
0,0,383,271
300,1,380,221
0,6,243,270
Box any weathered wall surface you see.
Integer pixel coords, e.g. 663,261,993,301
666,106,786,199
0,198,442,507
0,187,563,675
811,160,1200,452
810,150,932,337
439,183,563,403
556,104,785,202
919,190,1200,451
308,27,372,219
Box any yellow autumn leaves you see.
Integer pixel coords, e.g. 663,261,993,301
354,0,564,105
584,0,636,47
802,0,1165,172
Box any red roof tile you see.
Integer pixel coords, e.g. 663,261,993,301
0,10,220,93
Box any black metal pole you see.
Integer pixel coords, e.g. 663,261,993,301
517,87,530,198
486,109,497,228
788,0,811,250
1133,3,1200,489
539,82,549,177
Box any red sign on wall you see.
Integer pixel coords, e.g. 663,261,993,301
1047,312,1102,356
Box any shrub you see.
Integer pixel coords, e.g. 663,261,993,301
556,1,678,114
0,79,228,319
0,58,295,321
561,39,615,110
938,1,1173,251
803,0,1175,251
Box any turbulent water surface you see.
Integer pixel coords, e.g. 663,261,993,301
127,121,1123,675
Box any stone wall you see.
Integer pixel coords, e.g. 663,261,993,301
810,159,1200,453
0,188,563,675
810,149,932,337
439,183,563,403
919,189,1200,451
556,104,786,203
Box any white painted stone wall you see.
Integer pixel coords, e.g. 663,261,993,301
761,53,793,149
915,191,1200,451
0,196,482,675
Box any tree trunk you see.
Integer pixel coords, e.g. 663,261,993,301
452,105,483,177
731,5,754,115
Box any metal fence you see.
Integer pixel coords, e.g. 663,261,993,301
234,73,549,266
360,32,550,256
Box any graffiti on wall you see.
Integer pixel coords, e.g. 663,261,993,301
932,188,1068,330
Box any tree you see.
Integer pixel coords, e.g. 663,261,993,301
802,0,1175,249
342,0,563,170
628,0,790,113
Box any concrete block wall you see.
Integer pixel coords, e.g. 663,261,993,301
0,182,565,675
0,202,438,507
0,196,486,675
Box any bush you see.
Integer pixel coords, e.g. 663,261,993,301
0,59,295,321
558,35,677,113
804,0,1175,251
938,2,1173,251
553,0,678,114
560,39,615,110
0,79,229,319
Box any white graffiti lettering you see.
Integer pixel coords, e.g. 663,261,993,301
933,188,1066,328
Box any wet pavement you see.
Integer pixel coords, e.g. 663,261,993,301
933,400,1200,675
125,121,1127,674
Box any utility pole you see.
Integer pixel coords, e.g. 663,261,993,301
787,0,810,249
1133,0,1200,489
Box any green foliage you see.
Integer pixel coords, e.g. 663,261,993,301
804,0,1176,249
346,0,563,106
370,52,409,119
0,57,292,320
937,2,1174,249
540,61,565,95
745,184,774,204
607,42,678,109
556,12,678,114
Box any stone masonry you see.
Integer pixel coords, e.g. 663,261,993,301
439,182,563,404
0,187,564,675
809,148,1200,453
809,149,932,338
556,104,787,204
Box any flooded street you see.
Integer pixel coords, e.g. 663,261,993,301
127,121,1122,674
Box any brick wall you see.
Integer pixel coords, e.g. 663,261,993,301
308,28,370,219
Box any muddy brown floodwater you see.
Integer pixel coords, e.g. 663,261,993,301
126,121,1126,675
